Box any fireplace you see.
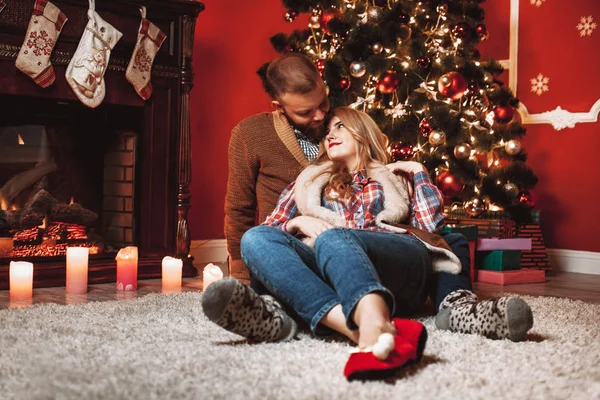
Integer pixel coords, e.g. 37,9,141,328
0,0,204,289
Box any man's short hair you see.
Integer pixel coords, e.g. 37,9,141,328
257,53,321,101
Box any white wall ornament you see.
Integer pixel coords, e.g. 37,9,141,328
504,0,600,130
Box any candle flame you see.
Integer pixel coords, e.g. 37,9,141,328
0,193,7,210
39,215,47,229
17,134,25,145
69,196,74,205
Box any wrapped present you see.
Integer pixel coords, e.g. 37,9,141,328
477,238,532,251
476,269,546,285
443,224,478,241
477,250,521,271
445,218,516,239
444,206,540,224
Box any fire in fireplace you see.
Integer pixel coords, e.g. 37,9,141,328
0,96,142,263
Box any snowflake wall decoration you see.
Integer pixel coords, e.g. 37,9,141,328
530,0,546,7
531,74,550,96
577,16,597,37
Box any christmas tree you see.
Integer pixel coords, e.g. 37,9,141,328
271,0,538,222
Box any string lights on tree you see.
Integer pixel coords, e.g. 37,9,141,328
272,0,538,221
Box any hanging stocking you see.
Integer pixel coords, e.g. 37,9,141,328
65,0,122,108
126,7,167,100
15,0,68,88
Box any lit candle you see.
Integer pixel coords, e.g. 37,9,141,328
66,247,89,294
162,256,183,291
10,261,33,299
115,246,138,291
203,263,223,290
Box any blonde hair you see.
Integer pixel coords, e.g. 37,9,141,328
314,106,390,200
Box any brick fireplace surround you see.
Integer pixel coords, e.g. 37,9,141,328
0,0,205,289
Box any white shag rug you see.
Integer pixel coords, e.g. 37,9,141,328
1,292,599,400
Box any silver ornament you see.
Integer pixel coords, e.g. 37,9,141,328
428,130,447,146
505,139,522,155
349,61,367,78
453,143,472,159
372,42,383,54
367,7,383,21
503,182,519,198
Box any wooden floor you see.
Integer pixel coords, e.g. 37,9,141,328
1,270,599,309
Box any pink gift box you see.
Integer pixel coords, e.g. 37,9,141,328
476,238,532,251
476,269,545,285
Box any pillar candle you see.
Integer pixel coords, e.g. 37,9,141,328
10,261,33,299
115,246,138,291
162,256,183,290
66,247,89,294
202,263,223,290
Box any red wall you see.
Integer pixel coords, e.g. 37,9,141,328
190,0,600,253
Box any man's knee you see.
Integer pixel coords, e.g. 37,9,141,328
314,228,348,249
443,232,468,251
241,226,277,256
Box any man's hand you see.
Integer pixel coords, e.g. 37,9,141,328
287,216,333,238
386,161,426,178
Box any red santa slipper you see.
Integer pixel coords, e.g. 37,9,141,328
343,337,416,381
392,318,428,362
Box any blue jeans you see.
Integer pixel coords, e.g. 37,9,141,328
433,232,473,310
241,226,432,334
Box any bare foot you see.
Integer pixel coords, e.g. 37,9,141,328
358,319,396,350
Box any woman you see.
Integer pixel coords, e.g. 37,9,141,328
245,107,460,378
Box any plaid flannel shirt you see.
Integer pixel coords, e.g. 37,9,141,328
263,170,445,234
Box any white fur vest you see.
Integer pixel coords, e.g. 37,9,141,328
293,161,461,275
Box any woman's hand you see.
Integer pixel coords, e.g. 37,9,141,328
287,216,333,238
386,161,426,178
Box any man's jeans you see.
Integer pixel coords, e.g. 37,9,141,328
241,226,432,334
434,232,473,309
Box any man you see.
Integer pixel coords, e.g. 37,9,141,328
204,53,532,344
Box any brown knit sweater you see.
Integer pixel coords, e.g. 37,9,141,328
225,111,310,280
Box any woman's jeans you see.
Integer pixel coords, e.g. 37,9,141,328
241,226,432,334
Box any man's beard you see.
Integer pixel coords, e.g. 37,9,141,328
284,114,326,141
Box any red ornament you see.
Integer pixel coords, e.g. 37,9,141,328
452,23,471,40
376,71,401,94
315,59,326,75
339,78,351,90
390,143,414,161
436,170,465,198
494,105,515,124
419,118,433,137
319,8,343,33
438,72,467,100
475,24,488,40
518,190,536,208
416,57,431,69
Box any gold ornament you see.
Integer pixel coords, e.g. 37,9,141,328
505,139,522,155
372,42,383,54
464,196,487,217
503,182,519,198
349,61,367,78
309,15,320,29
428,130,447,146
453,143,472,159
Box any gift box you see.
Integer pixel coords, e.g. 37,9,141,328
477,238,532,251
443,224,479,241
476,269,546,285
477,250,521,271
